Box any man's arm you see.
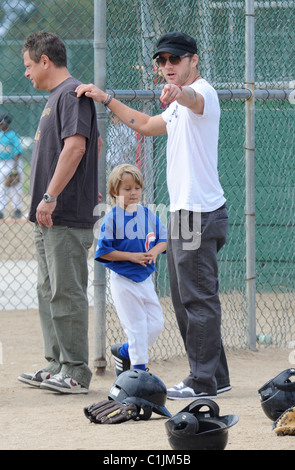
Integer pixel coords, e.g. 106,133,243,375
98,135,103,159
36,133,86,227
75,84,167,137
160,83,204,114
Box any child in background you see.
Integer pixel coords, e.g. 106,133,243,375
95,164,167,375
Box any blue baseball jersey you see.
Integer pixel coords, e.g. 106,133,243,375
95,204,167,282
0,130,23,161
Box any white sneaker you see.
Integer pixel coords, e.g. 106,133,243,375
167,381,217,400
40,372,88,394
18,369,51,387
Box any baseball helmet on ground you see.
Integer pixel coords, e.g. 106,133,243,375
258,368,295,421
108,369,171,420
165,399,238,451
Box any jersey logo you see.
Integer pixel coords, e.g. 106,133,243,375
145,232,156,251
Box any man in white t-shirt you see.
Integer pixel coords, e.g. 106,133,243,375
76,31,231,400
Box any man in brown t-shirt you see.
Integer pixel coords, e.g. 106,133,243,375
18,31,100,394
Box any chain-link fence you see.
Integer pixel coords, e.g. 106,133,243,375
0,1,294,365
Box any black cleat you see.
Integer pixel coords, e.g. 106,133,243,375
111,343,131,376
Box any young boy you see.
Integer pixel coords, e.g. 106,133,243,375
95,164,167,375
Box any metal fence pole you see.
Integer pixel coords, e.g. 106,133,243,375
93,0,107,373
245,0,257,350
140,0,154,203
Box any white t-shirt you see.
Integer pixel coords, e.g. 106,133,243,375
161,78,226,213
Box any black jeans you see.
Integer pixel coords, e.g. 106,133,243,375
167,204,230,394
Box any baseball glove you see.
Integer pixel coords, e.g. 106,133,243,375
273,405,295,436
4,169,20,187
84,399,140,424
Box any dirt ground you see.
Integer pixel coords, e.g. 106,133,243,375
0,308,295,451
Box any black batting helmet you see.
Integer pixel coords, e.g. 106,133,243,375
108,369,171,420
258,368,295,421
165,399,238,451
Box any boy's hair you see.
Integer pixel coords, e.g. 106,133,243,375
108,164,144,203
22,31,67,67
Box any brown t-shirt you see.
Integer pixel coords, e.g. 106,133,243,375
29,76,99,228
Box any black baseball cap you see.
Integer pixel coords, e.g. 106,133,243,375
0,113,13,125
153,32,198,59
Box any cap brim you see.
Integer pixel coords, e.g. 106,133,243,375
153,47,189,59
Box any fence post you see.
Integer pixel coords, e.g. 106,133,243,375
140,0,154,203
245,0,257,350
93,0,107,373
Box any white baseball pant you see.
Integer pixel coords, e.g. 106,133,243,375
110,271,164,366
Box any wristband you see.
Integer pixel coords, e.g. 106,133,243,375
172,82,183,92
103,94,113,106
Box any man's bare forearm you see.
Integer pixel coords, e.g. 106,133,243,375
75,83,166,136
